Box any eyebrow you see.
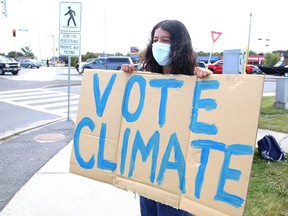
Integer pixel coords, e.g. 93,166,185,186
153,36,171,40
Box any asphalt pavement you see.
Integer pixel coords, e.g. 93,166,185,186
0,119,75,212
0,118,141,216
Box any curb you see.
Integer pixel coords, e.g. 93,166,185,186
42,81,82,89
0,117,67,142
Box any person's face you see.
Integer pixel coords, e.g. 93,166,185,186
153,28,171,44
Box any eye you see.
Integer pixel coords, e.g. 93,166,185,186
163,39,171,44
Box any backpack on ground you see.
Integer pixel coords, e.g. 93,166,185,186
257,134,286,161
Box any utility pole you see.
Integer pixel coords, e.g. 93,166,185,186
244,12,252,74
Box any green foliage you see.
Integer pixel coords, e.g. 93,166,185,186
249,50,257,55
197,51,223,56
81,52,99,61
21,46,35,58
213,51,223,56
7,51,24,58
264,53,280,66
197,51,208,56
70,57,79,67
115,52,124,56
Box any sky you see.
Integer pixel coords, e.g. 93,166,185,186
1,0,287,60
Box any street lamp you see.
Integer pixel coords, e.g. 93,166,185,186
18,29,56,62
41,33,56,63
257,38,270,65
258,38,270,53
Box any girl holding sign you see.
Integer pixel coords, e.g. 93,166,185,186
122,19,211,216
121,20,211,78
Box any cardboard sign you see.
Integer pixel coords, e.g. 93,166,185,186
70,70,264,216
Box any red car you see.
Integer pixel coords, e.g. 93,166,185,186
208,60,253,74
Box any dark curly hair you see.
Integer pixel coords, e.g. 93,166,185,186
142,20,196,75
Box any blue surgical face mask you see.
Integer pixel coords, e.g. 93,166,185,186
152,42,172,66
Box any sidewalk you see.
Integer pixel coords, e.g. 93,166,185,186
0,118,141,216
0,127,287,216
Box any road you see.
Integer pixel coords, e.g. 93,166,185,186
0,66,82,211
0,67,276,212
0,67,82,137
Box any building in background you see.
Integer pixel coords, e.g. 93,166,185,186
130,46,139,63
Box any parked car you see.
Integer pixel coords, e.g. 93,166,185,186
0,55,21,75
251,65,262,74
75,58,96,72
259,61,288,77
80,56,133,73
207,60,223,74
20,59,41,68
197,61,207,68
208,60,253,74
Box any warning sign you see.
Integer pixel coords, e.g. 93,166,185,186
211,31,222,43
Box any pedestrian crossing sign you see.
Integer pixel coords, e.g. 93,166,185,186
59,2,82,32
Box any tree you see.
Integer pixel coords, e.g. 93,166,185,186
197,51,209,56
115,52,124,56
196,51,223,56
249,50,257,55
82,52,98,62
21,46,35,58
7,51,24,59
264,53,280,66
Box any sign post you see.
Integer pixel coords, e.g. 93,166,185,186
59,2,82,121
208,31,222,65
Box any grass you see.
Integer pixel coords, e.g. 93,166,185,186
258,96,288,133
244,96,288,216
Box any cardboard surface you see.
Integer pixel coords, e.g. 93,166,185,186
70,70,264,216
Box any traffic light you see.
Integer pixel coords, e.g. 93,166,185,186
12,29,16,37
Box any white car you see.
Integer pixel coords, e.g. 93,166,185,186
251,65,262,74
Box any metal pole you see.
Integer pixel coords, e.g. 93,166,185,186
104,8,106,57
53,35,56,64
67,56,71,121
38,32,42,60
243,12,252,74
208,42,215,65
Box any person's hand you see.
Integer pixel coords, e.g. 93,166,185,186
121,64,136,76
194,67,212,78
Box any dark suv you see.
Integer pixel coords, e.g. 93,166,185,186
0,55,21,75
80,56,133,73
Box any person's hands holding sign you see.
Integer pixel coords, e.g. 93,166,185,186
121,63,212,78
121,64,136,76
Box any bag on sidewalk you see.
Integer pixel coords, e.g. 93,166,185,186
257,134,286,161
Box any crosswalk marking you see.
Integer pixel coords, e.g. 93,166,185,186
0,88,80,118
0,91,48,98
3,93,61,101
37,100,79,109
24,96,78,105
